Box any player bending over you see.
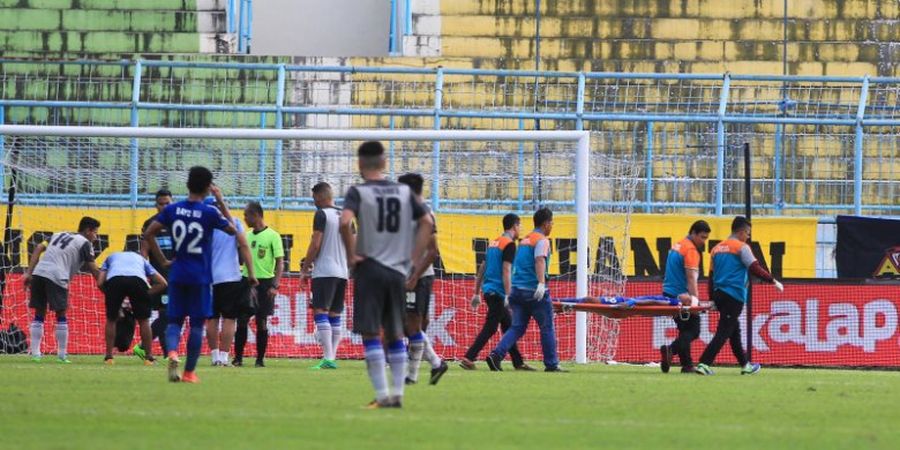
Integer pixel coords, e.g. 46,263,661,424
24,216,102,363
206,197,256,367
144,167,243,383
98,250,167,364
301,182,348,370
340,141,434,408
398,173,447,385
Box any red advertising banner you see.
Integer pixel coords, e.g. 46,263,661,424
3,275,899,367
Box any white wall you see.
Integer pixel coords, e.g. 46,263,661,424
250,0,391,56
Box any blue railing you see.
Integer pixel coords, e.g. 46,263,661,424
389,0,412,54
0,58,899,215
230,0,253,54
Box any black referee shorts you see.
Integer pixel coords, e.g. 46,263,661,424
311,277,347,314
103,276,151,321
352,259,405,338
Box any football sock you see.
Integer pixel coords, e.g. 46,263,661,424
363,339,389,401
210,349,219,364
387,340,408,398
422,332,442,368
407,331,425,382
55,317,68,360
234,317,248,361
314,314,332,360
185,317,204,372
256,327,269,362
165,318,184,354
219,351,229,364
30,316,44,357
329,316,342,360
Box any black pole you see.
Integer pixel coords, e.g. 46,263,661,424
744,142,753,362
0,137,20,316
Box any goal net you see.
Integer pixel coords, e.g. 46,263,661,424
0,126,636,363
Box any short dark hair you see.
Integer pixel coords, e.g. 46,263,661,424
358,141,384,158
155,188,172,199
502,213,520,231
398,173,424,196
689,220,711,235
731,216,752,233
533,208,553,228
246,201,264,218
78,216,100,232
358,141,385,170
311,182,332,196
186,166,213,195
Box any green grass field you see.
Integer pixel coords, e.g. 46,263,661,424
2,355,898,449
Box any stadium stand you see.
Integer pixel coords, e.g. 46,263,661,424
0,1,897,213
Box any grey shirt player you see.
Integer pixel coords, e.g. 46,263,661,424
33,232,95,289
343,180,425,276
342,179,427,339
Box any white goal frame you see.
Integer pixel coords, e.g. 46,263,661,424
0,125,593,363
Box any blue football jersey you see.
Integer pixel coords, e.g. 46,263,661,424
154,200,230,285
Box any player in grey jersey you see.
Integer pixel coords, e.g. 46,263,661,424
397,173,446,386
23,216,102,363
340,141,433,409
301,182,349,370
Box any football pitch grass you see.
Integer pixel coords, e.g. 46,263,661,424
2,356,898,449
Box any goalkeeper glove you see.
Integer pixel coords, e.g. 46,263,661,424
533,283,547,300
773,279,784,292
470,294,481,309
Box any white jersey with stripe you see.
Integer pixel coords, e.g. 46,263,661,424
32,232,95,289
311,206,349,280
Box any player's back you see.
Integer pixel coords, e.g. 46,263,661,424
345,180,422,276
33,232,93,288
211,218,243,284
155,200,228,285
312,206,348,279
102,251,154,283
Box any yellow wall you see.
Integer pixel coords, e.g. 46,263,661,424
13,207,817,278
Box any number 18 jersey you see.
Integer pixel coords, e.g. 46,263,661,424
343,180,425,276
154,200,230,285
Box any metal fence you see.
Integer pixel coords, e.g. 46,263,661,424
0,58,898,217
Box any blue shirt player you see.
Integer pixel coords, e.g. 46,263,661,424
487,208,564,372
143,166,243,384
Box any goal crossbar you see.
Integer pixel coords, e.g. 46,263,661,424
0,125,593,363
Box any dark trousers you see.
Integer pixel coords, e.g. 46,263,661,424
234,279,274,363
699,290,748,367
464,293,524,367
669,314,700,368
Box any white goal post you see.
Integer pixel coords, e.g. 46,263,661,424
0,125,594,363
